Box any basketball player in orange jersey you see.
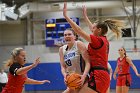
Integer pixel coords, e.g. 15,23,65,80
59,28,90,93
63,2,124,93
113,47,140,93
2,48,50,93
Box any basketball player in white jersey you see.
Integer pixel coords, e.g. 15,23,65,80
59,28,90,93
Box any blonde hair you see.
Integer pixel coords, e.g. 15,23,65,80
104,19,124,38
95,19,124,38
5,47,24,68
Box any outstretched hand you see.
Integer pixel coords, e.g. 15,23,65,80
40,80,51,84
32,57,40,68
136,73,140,77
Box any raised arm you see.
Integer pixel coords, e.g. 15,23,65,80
82,5,93,32
16,57,40,75
63,2,91,42
126,57,140,77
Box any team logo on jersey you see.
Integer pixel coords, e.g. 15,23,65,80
64,52,75,60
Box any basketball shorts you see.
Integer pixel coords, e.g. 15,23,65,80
117,73,131,87
88,70,110,93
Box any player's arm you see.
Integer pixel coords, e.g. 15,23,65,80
25,78,50,84
126,57,140,77
113,63,118,80
77,41,90,84
16,57,40,75
107,63,113,80
82,5,93,32
63,2,91,43
59,47,67,78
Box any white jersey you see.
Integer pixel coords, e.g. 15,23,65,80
0,72,8,83
62,41,83,75
107,62,112,71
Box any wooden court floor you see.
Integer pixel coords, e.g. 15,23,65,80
25,89,140,93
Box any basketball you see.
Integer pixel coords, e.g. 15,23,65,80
66,73,81,90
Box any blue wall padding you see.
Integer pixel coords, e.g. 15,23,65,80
25,60,140,91
25,63,66,91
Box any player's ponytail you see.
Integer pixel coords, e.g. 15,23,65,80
122,47,127,57
5,58,14,68
104,19,124,38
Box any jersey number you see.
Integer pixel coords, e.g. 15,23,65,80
119,66,122,72
65,59,72,66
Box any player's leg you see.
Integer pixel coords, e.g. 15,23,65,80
122,86,129,93
79,83,98,93
106,86,110,93
63,87,78,93
116,76,123,93
121,75,131,93
116,86,122,93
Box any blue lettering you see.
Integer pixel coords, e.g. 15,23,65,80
64,52,75,60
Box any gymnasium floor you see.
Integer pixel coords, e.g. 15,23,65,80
25,89,140,93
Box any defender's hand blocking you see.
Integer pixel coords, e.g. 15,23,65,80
136,73,140,77
40,80,51,84
32,57,40,68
